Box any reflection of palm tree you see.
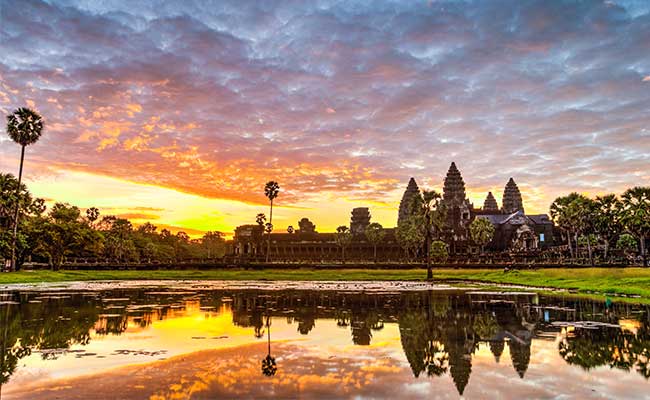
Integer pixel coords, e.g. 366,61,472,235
261,315,277,377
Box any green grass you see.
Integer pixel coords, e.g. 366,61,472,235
1,268,650,300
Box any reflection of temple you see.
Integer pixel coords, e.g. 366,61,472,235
2,288,650,393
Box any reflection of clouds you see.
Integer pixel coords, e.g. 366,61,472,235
6,339,650,399
1,0,649,218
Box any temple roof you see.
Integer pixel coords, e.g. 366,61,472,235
398,177,420,226
443,162,467,207
502,177,524,214
483,191,499,212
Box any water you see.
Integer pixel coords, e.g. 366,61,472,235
0,281,648,399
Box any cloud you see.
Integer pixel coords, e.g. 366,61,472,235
0,0,648,216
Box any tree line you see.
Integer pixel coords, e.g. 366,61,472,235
550,189,650,266
0,173,227,271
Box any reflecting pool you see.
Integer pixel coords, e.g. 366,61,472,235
0,281,649,399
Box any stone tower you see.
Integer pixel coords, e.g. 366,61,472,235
350,207,371,235
483,192,499,212
398,177,421,226
502,178,524,214
442,162,466,207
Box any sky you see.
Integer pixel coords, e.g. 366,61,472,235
1,0,649,236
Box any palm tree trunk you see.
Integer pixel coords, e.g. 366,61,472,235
641,236,647,267
426,228,432,280
10,145,26,272
586,239,593,267
266,200,273,263
373,244,377,263
566,231,574,259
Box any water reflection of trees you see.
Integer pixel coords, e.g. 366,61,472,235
1,288,650,392
559,325,650,379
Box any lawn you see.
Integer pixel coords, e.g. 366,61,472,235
1,268,650,300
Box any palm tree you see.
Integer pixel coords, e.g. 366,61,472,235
364,222,385,263
335,226,353,264
550,192,584,260
469,218,495,254
6,107,44,271
593,194,622,262
620,187,650,267
264,181,280,263
421,190,442,279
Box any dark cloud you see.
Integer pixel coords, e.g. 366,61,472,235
1,0,649,211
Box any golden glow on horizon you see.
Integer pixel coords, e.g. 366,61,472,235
15,166,569,237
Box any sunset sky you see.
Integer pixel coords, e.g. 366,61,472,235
1,0,649,236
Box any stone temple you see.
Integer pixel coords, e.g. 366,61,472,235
231,161,555,260
398,162,554,253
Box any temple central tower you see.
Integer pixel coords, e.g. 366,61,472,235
443,162,466,208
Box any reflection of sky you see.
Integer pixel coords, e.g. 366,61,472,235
4,302,650,399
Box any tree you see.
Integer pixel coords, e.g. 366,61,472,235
617,233,637,261
420,190,443,279
619,187,650,267
264,181,280,263
335,225,353,264
568,196,597,266
0,173,45,270
551,193,593,261
32,203,101,270
364,222,385,263
430,240,449,264
85,207,100,227
287,225,294,234
469,218,495,254
201,231,226,259
593,194,622,261
396,214,425,262
6,107,44,271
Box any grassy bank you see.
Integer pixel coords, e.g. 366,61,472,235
1,268,649,299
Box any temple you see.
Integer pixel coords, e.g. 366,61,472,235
232,162,555,260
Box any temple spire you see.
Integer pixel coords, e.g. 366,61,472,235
442,162,466,208
502,177,524,214
483,192,499,212
398,177,420,226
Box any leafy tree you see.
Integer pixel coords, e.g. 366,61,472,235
550,192,583,259
335,225,353,264
469,218,495,254
32,203,101,270
201,231,226,258
396,214,425,261
6,107,44,271
264,181,280,262
364,222,385,262
593,194,622,261
619,187,650,267
85,207,100,227
287,225,294,234
617,233,638,260
0,173,45,270
421,190,443,279
430,240,448,264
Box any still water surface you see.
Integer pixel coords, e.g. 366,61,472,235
0,281,649,399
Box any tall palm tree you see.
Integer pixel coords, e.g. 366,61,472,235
264,181,280,263
6,107,44,271
421,190,442,280
620,187,650,267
